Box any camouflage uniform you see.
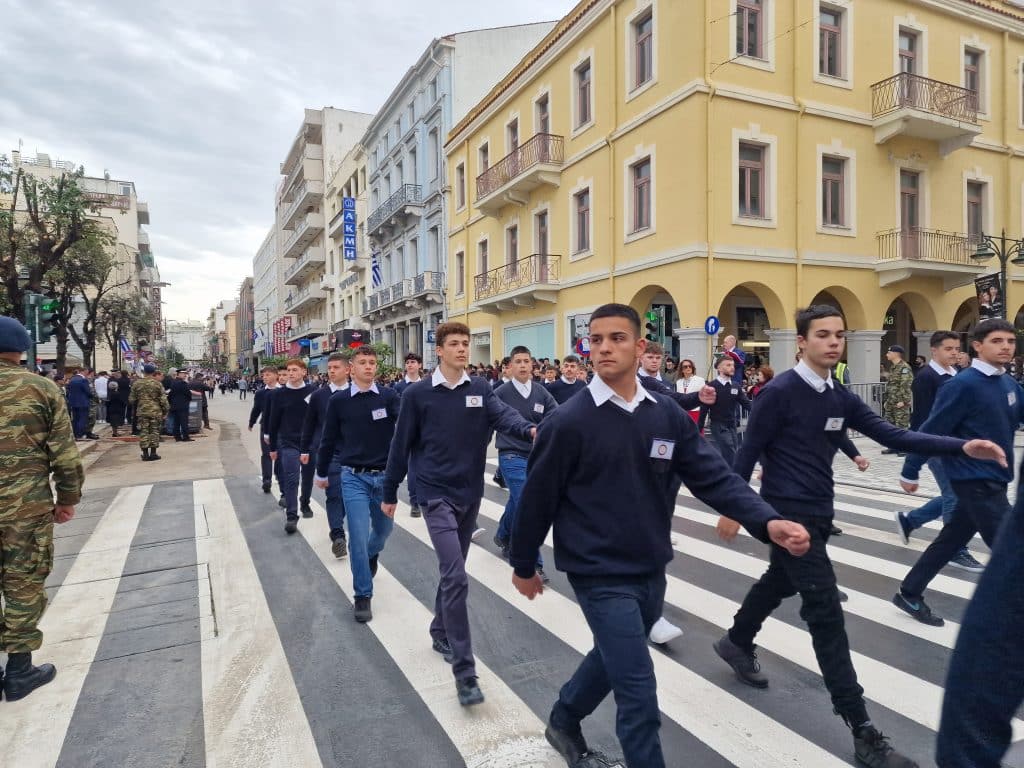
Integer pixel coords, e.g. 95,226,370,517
883,359,914,428
129,376,168,450
87,379,98,434
0,359,84,653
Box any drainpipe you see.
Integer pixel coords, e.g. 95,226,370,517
704,0,715,366
608,1,618,301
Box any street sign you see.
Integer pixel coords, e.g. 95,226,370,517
342,198,357,261
704,315,721,336
426,329,436,344
575,337,591,356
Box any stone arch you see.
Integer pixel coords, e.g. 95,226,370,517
952,297,980,334
714,281,788,330
880,291,939,332
809,286,868,330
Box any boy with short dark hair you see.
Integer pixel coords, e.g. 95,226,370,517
545,354,588,404
269,359,316,534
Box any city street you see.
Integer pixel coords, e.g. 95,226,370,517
1,393,1018,768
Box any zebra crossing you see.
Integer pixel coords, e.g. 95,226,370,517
13,465,1022,768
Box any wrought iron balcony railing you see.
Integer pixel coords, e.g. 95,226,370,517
367,184,422,232
474,254,561,301
413,270,443,294
876,228,980,265
871,73,978,123
476,134,564,200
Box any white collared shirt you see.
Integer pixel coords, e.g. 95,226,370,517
794,360,835,393
404,375,422,384
715,374,733,387
285,381,305,390
511,378,532,398
329,381,345,393
929,359,957,377
588,375,657,414
350,381,380,395
432,367,471,390
972,358,1004,376
640,368,662,381
560,376,577,385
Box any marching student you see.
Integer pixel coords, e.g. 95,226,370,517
492,345,558,577
392,352,424,516
301,352,350,558
382,321,535,708
510,303,811,768
268,359,316,534
700,356,750,467
315,346,400,622
895,318,1023,626
248,367,282,494
544,353,588,404
715,305,1004,768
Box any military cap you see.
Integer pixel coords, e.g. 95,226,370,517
888,344,906,355
142,363,157,374
0,316,32,353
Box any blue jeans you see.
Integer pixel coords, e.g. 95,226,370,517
937,497,1024,767
324,458,346,541
554,572,667,768
496,453,542,567
905,458,957,528
341,469,393,598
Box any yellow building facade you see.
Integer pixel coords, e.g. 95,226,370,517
445,0,1024,381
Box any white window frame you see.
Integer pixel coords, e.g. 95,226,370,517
625,1,658,101
533,86,552,135
622,143,657,243
504,218,521,268
570,49,595,137
813,0,854,90
730,0,776,73
570,177,595,261
455,162,466,211
477,139,490,174
962,168,994,237
893,15,928,77
476,236,490,277
455,250,465,297
732,125,778,229
505,112,521,156
961,36,991,120
531,201,552,256
816,141,857,237
894,161,931,233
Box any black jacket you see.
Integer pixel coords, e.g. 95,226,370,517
167,379,194,409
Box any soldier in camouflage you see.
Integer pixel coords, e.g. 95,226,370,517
85,369,100,439
0,316,84,701
882,344,914,454
129,364,169,461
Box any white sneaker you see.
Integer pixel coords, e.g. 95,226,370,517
648,617,683,645
471,527,486,542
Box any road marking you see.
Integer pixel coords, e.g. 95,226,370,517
194,479,322,768
0,484,151,768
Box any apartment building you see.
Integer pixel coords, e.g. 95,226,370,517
252,227,278,364
324,142,370,348
237,277,255,373
446,0,1024,381
361,23,556,366
165,320,207,362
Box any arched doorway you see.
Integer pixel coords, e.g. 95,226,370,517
628,284,682,358
809,286,867,330
715,282,787,371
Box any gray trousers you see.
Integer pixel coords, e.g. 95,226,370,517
710,422,739,467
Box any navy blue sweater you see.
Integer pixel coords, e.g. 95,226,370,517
700,378,750,428
494,380,558,455
383,376,535,506
509,383,782,579
910,364,954,431
545,378,589,404
315,386,400,476
736,370,965,510
903,366,1024,484
248,386,277,429
300,384,342,454
268,384,315,451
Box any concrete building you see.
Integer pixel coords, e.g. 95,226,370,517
360,23,556,367
446,0,1024,380
237,277,255,373
165,320,207,362
252,227,278,363
206,299,238,365
325,142,370,352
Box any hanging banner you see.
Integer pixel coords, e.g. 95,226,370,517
975,273,1003,320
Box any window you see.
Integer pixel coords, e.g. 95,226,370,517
120,183,132,196
821,156,845,227
964,49,982,111
455,163,466,209
455,252,465,295
575,188,591,253
536,94,550,134
633,11,654,88
967,181,985,238
819,6,843,78
428,129,439,181
631,158,652,232
478,240,489,275
507,118,519,153
507,225,519,267
478,143,490,173
898,30,917,74
429,78,438,103
738,143,765,218
408,149,417,184
395,246,405,280
575,61,592,128
396,160,404,187
736,0,762,58
427,228,439,272
408,103,415,125
409,238,419,275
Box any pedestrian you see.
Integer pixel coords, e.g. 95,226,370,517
715,304,1004,768
700,356,751,467
238,377,249,400
301,352,350,558
167,369,195,442
66,367,92,440
106,379,127,437
315,347,400,622
392,352,425,516
895,318,1021,626
749,365,774,398
128,364,169,461
638,341,666,381
662,356,678,385
189,373,214,430
248,367,283,495
268,359,316,533
722,334,746,384
674,358,706,426
509,303,810,768
894,332,984,572
382,321,536,708
94,370,109,422
881,344,914,453
84,369,101,439
0,316,84,701
545,354,588,404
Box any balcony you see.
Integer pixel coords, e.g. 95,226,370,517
476,133,564,216
367,184,423,237
280,110,324,178
280,145,325,203
281,180,324,231
875,228,985,289
282,212,325,260
870,73,981,156
284,285,327,314
473,254,561,311
319,274,335,292
136,201,150,225
287,318,329,342
362,271,444,318
284,246,326,285
138,230,151,254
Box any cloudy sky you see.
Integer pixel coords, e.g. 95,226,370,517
1,0,575,322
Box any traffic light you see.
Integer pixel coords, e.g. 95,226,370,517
37,296,58,343
644,310,660,342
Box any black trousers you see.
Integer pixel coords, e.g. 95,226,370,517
728,506,868,726
172,407,190,440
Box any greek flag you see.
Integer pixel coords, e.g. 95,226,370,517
371,252,383,289
119,337,131,354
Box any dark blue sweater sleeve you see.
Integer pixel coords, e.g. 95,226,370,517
383,390,419,504
485,387,534,439
838,433,859,461
300,391,320,454
641,375,700,410
268,395,282,451
315,398,342,478
733,384,784,482
248,390,263,428
848,392,965,457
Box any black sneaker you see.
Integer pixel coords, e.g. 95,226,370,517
853,724,919,767
278,497,286,509
354,596,372,623
894,511,911,545
838,589,849,602
332,536,348,559
369,554,379,577
544,718,589,764
410,506,422,518
537,567,550,584
892,593,944,626
284,519,298,535
456,676,484,706
493,534,509,550
830,524,844,536
948,551,985,573
262,483,271,494
300,503,313,518
493,471,506,489
432,637,454,663
713,634,768,688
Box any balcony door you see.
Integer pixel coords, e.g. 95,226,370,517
507,225,519,281
898,30,918,107
900,170,920,259
507,119,520,178
535,211,549,282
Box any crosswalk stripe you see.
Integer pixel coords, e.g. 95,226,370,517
0,484,151,768
303,499,565,767
394,501,852,767
194,479,323,768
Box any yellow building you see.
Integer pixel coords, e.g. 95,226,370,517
445,0,1024,381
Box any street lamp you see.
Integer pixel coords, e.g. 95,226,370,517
971,229,1024,319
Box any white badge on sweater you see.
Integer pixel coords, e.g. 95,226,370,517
533,403,545,414
304,394,312,405
824,417,845,431
1009,391,1017,407
650,439,675,460
465,395,483,408
371,408,387,420
730,388,738,396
